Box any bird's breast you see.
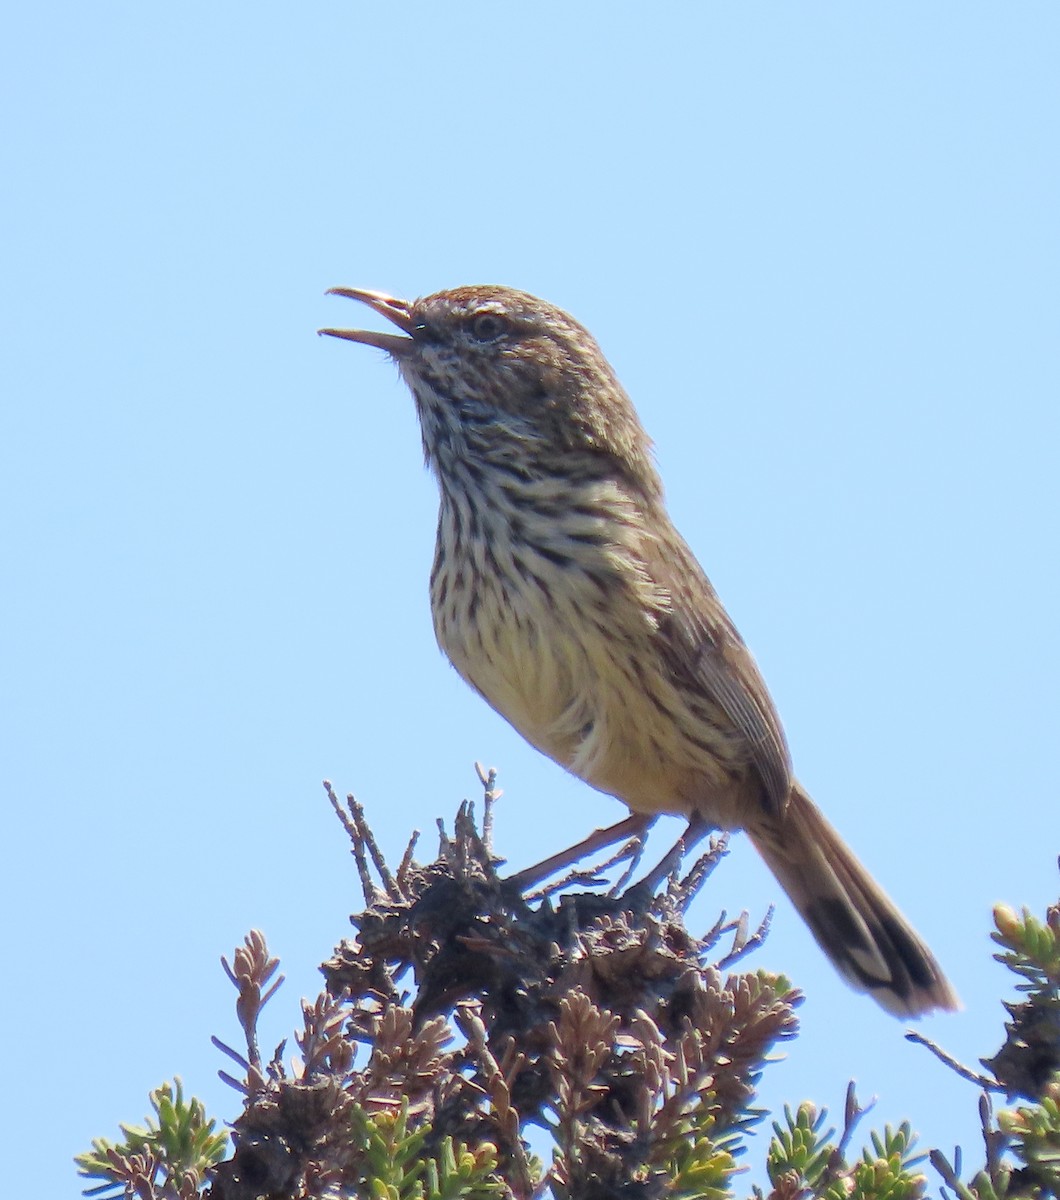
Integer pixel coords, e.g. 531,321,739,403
427,479,708,813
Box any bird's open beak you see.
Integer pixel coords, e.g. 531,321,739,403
318,288,417,356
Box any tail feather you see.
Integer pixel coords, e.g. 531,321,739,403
748,784,959,1018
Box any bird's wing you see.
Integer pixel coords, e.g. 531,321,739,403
646,529,793,815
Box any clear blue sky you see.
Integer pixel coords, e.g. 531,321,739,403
3,4,1058,1195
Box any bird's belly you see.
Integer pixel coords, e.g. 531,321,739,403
432,566,718,818
438,587,597,767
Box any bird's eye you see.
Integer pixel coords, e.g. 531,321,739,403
469,312,508,343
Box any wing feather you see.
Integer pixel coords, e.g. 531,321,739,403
645,529,793,814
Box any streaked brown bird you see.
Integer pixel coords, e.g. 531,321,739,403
320,284,958,1018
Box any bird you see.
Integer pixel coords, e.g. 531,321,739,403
319,284,958,1018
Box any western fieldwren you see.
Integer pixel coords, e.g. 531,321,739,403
320,285,958,1018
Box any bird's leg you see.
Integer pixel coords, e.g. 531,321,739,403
633,814,713,893
506,812,656,891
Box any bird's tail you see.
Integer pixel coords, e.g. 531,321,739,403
747,783,959,1017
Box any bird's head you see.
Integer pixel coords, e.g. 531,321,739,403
320,285,661,499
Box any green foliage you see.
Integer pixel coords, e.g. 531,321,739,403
349,1101,506,1200
663,1107,741,1200
767,1102,836,1191
928,898,1060,1200
847,1126,928,1200
75,1078,227,1199
987,903,1060,1195
998,1095,1060,1176
991,903,1060,1001
764,1100,927,1200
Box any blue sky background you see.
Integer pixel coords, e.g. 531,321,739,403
3,4,1058,1195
